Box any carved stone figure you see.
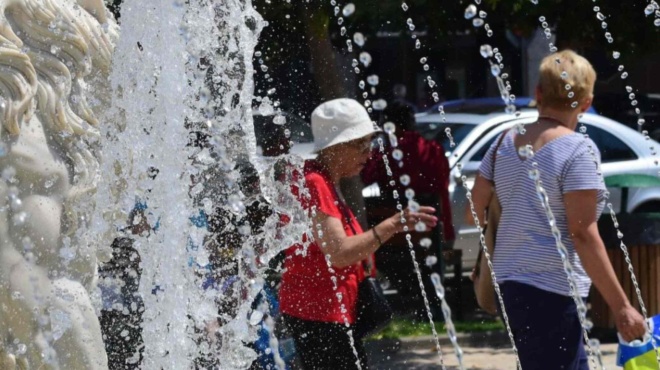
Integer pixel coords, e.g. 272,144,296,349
0,0,118,368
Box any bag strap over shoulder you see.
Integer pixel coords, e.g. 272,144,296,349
491,129,509,179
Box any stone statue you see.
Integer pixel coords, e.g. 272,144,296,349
0,0,118,368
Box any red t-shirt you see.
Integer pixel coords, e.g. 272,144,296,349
279,160,365,324
361,131,455,242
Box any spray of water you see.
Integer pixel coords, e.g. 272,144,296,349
376,136,450,370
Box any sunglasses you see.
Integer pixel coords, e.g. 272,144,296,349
347,136,376,153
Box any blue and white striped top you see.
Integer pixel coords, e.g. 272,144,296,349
479,131,606,297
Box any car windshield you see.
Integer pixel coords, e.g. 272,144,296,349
421,123,476,156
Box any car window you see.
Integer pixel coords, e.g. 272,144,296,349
580,124,637,163
422,123,475,154
470,135,498,162
468,123,638,163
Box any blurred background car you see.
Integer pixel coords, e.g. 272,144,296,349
410,109,660,270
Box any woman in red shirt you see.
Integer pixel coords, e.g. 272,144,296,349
279,99,438,369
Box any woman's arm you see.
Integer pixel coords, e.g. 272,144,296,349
311,207,438,268
471,174,494,227
564,190,646,341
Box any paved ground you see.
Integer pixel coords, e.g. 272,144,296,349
366,335,620,370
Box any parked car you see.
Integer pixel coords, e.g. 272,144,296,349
591,92,660,141
405,110,660,270
425,96,597,115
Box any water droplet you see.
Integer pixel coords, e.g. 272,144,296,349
638,118,646,126
528,169,540,180
359,52,372,67
372,99,387,111
561,71,569,79
353,32,365,47
415,222,427,232
405,188,416,200
260,65,268,72
539,16,546,22
479,44,493,58
617,230,624,239
579,126,587,133
273,114,286,125
254,51,262,58
568,91,575,98
425,256,438,266
490,64,501,77
367,75,379,86
342,3,355,17
464,4,477,19
645,4,655,15
359,80,365,89
473,18,485,27
423,64,430,71
565,84,572,90
631,99,638,106
626,86,633,93
402,3,409,11
406,18,415,32
596,12,606,21
655,18,660,27
12,212,28,226
621,72,629,79
383,122,396,134
408,200,420,212
415,39,421,49
479,10,487,18
400,174,411,186
571,101,579,108
420,238,432,248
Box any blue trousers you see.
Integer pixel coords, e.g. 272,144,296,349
500,281,589,370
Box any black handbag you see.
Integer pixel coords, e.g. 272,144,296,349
335,195,393,339
354,261,394,339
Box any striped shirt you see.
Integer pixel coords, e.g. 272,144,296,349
479,131,606,297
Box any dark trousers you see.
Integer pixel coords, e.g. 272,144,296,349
500,281,588,370
283,314,369,370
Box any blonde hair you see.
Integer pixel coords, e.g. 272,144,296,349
538,50,596,110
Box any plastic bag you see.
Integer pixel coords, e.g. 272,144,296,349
617,314,660,370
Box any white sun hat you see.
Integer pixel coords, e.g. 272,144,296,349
311,98,378,153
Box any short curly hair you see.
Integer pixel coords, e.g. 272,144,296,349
538,50,596,111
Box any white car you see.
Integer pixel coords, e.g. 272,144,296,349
411,111,660,269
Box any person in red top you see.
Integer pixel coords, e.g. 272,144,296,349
279,99,438,370
361,101,454,319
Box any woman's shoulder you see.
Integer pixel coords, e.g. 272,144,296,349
561,133,600,158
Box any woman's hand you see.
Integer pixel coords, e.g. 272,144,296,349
388,206,438,234
615,304,648,342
